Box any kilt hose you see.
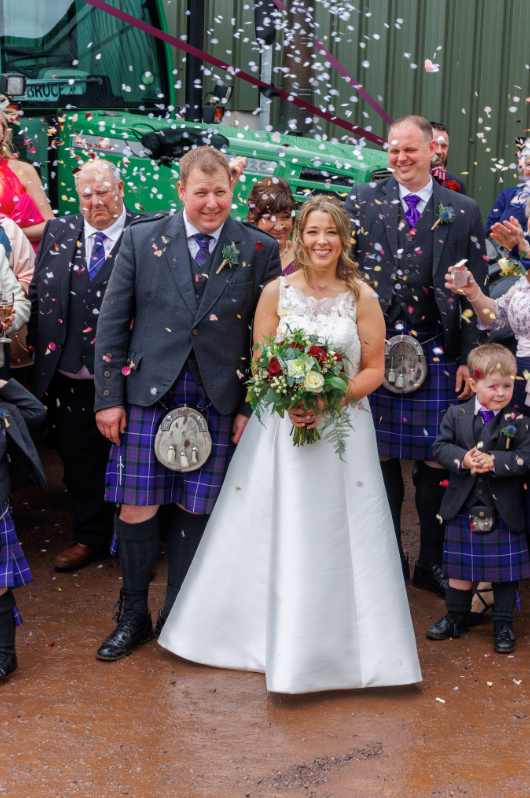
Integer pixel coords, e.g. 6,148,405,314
105,370,236,514
369,317,459,461
443,510,530,582
0,502,31,626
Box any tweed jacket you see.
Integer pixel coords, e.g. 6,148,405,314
432,399,530,533
345,176,489,361
27,208,142,400
93,211,281,415
0,379,47,505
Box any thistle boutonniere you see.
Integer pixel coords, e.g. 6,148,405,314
216,242,239,274
0,409,9,428
501,423,517,449
431,202,455,230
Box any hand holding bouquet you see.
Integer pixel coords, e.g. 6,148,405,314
247,327,356,458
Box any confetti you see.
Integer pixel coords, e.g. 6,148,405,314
435,697,445,704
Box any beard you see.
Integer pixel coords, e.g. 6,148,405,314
432,152,447,170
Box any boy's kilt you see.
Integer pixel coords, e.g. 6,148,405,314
443,510,530,582
369,317,459,461
0,502,32,626
105,370,235,514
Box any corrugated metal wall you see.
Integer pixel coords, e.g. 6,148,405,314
162,0,530,218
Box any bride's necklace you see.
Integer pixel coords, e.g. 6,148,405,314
281,245,288,256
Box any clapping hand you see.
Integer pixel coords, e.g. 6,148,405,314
490,216,526,252
230,157,247,189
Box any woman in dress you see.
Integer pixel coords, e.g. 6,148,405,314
247,177,296,274
159,196,422,694
0,104,54,252
485,149,530,257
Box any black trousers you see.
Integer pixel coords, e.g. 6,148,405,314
46,372,113,548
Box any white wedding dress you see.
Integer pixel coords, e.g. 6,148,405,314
159,278,422,693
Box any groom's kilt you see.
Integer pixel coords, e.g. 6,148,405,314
369,317,459,461
105,370,235,514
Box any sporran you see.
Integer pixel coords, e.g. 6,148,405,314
154,406,212,472
383,334,428,394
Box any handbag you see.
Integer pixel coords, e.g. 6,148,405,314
7,324,33,369
154,405,212,472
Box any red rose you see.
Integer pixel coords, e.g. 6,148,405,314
268,357,282,377
335,353,345,372
447,180,461,192
289,342,304,351
308,345,328,364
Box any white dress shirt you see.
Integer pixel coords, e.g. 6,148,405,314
58,206,127,380
183,211,224,259
399,177,434,218
475,397,500,418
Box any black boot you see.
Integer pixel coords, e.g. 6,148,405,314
155,507,210,638
0,591,17,679
379,458,409,580
492,581,518,654
96,514,159,661
411,461,450,598
426,586,472,640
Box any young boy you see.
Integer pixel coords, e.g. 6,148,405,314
0,379,46,679
427,343,530,654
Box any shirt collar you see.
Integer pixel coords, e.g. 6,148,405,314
183,210,224,242
474,397,501,417
398,177,433,203
84,205,126,243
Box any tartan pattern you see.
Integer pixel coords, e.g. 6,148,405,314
105,370,235,513
193,233,213,267
443,510,530,582
0,501,33,613
369,317,459,460
88,231,107,280
512,356,530,418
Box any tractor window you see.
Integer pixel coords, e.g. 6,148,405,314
0,0,169,107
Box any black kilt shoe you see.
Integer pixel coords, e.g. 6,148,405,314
412,561,448,599
426,612,470,640
493,622,516,654
96,612,153,661
0,653,17,679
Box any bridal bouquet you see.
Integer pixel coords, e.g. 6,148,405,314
247,327,355,458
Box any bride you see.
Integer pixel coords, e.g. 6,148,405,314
159,196,421,693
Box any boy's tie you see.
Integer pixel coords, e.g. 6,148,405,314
479,408,495,425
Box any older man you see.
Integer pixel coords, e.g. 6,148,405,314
430,122,466,195
345,115,487,598
93,146,281,661
27,159,142,571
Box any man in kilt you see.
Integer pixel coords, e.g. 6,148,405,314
345,115,488,596
93,146,281,661
428,343,530,654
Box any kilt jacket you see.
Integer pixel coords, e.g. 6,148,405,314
94,210,281,415
432,399,530,533
0,379,47,505
344,176,489,361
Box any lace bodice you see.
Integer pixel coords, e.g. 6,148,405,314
478,276,530,337
277,277,361,376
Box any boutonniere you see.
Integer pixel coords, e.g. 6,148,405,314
0,409,9,428
501,424,517,449
431,202,455,230
216,242,239,274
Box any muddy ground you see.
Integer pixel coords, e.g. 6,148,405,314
2,447,530,797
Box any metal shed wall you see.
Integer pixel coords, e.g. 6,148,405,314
162,0,530,219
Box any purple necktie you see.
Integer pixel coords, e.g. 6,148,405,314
404,194,421,228
479,408,495,425
193,233,212,268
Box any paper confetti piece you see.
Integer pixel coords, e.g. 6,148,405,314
435,697,445,704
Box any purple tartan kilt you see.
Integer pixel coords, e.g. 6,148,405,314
369,318,459,460
0,502,32,591
443,510,530,582
105,371,236,514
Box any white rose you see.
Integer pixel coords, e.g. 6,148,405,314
286,358,307,379
303,370,325,392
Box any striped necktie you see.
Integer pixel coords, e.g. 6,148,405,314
88,231,107,280
193,233,213,268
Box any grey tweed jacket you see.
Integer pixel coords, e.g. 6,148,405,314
94,211,281,415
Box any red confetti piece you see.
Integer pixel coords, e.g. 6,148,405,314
254,241,264,250
49,342,56,351
439,479,449,487
122,366,131,376
85,112,93,120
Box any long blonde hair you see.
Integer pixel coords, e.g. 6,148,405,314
293,195,360,300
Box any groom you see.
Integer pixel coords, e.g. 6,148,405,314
345,115,488,597
93,146,281,660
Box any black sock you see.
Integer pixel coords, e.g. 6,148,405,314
162,507,210,620
414,461,450,567
492,580,518,625
116,514,160,617
446,586,472,617
379,458,406,563
0,591,16,658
